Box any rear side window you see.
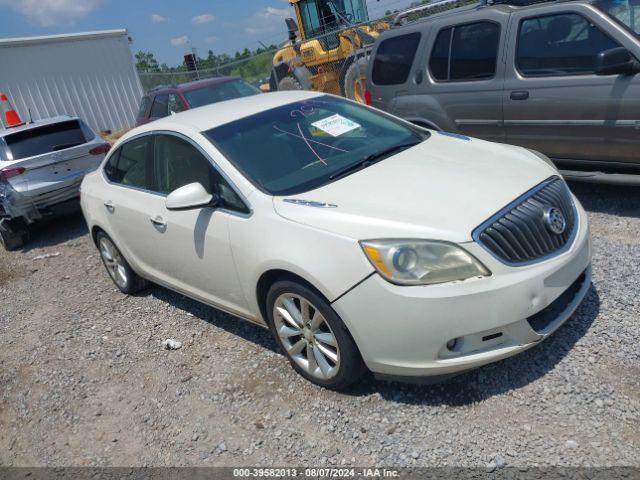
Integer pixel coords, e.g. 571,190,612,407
104,136,149,189
138,96,151,118
371,32,422,85
2,120,88,161
429,22,500,81
150,94,169,118
517,13,621,76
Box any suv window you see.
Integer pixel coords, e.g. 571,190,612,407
2,120,89,161
153,134,247,213
138,96,151,119
150,94,169,118
372,32,421,85
168,94,186,114
517,13,621,76
104,136,149,189
429,22,500,81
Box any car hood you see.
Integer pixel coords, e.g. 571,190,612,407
272,133,556,243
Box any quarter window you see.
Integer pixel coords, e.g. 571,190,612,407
153,135,247,213
517,13,621,76
371,32,422,85
150,94,169,118
103,136,149,189
429,22,500,81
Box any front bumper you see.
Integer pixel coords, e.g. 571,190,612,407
332,199,592,378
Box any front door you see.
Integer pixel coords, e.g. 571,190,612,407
146,133,250,316
503,4,639,165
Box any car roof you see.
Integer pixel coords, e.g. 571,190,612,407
0,115,79,138
127,91,324,138
393,0,594,28
148,76,242,95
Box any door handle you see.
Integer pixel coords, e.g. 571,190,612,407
103,201,115,212
150,216,167,227
510,90,530,101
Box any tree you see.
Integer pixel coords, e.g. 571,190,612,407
135,51,160,72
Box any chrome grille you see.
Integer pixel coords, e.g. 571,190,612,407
473,177,576,265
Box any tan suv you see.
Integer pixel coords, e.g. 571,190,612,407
366,0,640,184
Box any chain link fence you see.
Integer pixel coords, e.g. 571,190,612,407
138,0,478,96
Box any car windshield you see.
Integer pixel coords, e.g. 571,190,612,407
595,0,640,37
183,79,260,108
204,95,426,195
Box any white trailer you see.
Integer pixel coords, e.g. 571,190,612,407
0,29,143,134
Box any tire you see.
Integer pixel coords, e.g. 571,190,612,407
265,279,367,390
341,57,369,104
96,231,148,294
0,218,29,251
278,76,304,91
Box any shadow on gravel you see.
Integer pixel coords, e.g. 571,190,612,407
567,181,640,218
347,285,601,405
20,209,88,253
148,286,280,354
148,277,599,406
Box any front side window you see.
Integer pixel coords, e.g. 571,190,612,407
167,94,186,114
595,0,640,37
153,135,247,213
371,32,421,85
205,95,426,196
150,94,169,118
517,13,621,76
138,96,151,118
103,136,149,189
182,80,260,109
429,22,500,81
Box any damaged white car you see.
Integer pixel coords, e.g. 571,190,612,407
0,116,109,250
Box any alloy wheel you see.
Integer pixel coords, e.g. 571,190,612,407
99,237,128,289
273,293,340,380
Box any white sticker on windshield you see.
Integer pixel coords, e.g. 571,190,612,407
311,114,360,137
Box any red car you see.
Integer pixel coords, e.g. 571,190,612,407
136,77,261,126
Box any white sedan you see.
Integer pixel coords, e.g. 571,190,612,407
80,91,591,389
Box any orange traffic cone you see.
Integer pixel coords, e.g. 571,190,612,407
0,93,24,128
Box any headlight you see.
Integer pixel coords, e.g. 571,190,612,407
527,149,558,172
360,239,490,286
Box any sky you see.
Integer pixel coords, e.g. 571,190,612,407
0,0,416,66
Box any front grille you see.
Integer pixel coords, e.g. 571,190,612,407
474,177,576,265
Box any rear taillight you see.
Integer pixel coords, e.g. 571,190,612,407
0,167,26,181
89,143,111,156
364,90,372,106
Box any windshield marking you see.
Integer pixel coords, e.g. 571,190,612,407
272,124,349,153
296,122,327,165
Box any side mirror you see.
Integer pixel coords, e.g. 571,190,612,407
596,47,640,76
165,182,219,211
285,18,299,43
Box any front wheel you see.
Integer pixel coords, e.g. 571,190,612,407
341,57,369,104
266,279,366,390
96,231,148,294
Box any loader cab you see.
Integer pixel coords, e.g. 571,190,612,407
293,0,370,49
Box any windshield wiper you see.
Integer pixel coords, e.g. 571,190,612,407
328,140,421,181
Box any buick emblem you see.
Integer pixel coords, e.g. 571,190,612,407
543,207,566,235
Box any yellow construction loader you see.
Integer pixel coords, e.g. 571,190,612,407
269,0,389,103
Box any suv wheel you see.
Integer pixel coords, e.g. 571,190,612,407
96,231,148,294
266,279,366,390
0,218,29,251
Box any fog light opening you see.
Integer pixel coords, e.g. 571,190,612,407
446,338,458,351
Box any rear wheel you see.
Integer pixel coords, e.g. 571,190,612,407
0,218,29,251
96,231,148,294
266,279,366,390
342,58,369,104
278,76,303,91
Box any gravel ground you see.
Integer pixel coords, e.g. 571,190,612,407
0,182,638,468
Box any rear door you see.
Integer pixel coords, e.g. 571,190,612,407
413,11,508,141
1,119,105,201
503,4,636,164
